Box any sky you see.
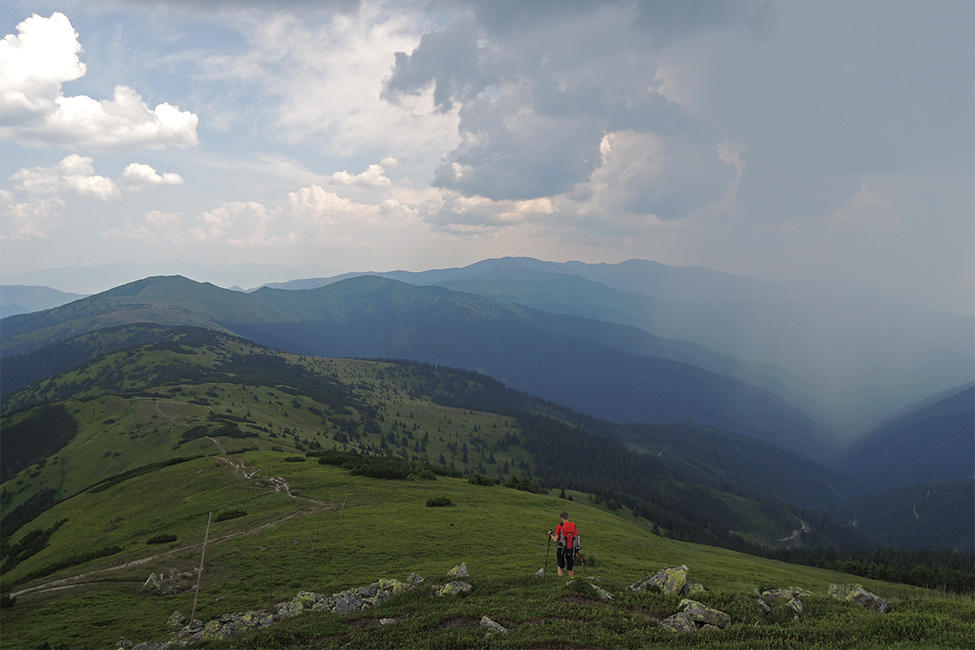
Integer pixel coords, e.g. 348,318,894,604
0,0,972,312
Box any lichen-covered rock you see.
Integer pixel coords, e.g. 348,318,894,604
166,611,186,629
788,597,804,620
332,588,365,615
292,590,326,610
761,586,813,600
116,639,133,650
630,564,689,595
685,581,706,597
660,612,698,633
202,619,223,639
828,584,891,613
679,599,731,629
448,562,469,577
535,568,545,578
480,616,509,634
756,599,771,614
589,583,614,601
142,572,162,592
273,600,303,619
438,580,472,597
408,571,425,585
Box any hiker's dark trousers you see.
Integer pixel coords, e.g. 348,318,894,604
556,546,574,571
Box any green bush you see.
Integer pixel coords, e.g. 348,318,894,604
426,497,453,507
146,534,177,545
214,509,247,522
467,473,498,486
284,456,306,462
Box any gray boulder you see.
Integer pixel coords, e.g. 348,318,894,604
448,562,469,578
828,583,891,613
438,580,473,597
480,616,509,635
630,564,689,595
679,599,731,629
589,583,614,601
166,611,186,629
660,612,698,633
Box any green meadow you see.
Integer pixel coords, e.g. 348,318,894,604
3,454,973,649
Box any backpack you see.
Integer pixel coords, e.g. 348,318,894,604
557,521,579,552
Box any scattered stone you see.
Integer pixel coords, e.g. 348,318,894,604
409,571,425,585
115,639,133,650
132,643,172,650
438,580,473,597
589,583,614,601
183,620,203,633
630,564,689,595
685,581,706,596
166,611,186,629
660,612,698,633
448,562,469,578
480,616,509,635
828,584,891,613
761,586,813,600
379,618,397,626
678,599,731,629
756,599,771,614
535,568,545,578
788,597,804,620
142,572,162,592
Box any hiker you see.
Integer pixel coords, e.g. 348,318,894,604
548,511,579,579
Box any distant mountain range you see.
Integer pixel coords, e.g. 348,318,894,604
0,274,829,460
837,384,974,492
259,257,974,431
0,285,86,318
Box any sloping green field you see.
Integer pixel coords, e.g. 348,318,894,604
2,454,973,649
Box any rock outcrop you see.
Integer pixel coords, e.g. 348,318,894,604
828,584,891,613
438,580,473,597
631,564,707,598
480,616,509,635
447,562,469,578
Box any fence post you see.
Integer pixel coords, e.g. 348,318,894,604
190,512,213,622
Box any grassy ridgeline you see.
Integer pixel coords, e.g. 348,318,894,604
2,454,972,648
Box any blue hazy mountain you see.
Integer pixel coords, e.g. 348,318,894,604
0,274,829,459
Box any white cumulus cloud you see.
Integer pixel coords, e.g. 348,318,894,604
11,154,120,200
326,163,391,187
122,163,184,188
0,12,199,149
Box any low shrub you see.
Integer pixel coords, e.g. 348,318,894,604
284,456,306,462
214,509,247,522
426,497,453,507
146,534,177,545
467,473,498,486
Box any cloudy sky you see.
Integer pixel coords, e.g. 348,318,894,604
0,0,971,311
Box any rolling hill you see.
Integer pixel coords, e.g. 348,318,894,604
1,326,972,649
836,384,974,492
0,285,86,318
0,275,830,459
262,257,975,432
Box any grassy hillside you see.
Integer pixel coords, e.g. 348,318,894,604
2,455,972,649
1,328,972,647
0,275,830,460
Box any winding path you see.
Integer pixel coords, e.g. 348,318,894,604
11,441,334,599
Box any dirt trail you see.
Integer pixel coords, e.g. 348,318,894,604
11,505,332,598
12,440,333,599
778,519,810,543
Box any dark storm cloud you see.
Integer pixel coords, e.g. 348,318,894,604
383,1,739,212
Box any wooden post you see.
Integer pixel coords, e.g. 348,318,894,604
190,512,212,622
339,495,348,518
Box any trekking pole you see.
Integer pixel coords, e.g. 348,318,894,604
544,532,552,574
578,551,588,578
190,511,212,622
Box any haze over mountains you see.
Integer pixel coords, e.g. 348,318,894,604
267,259,973,432
0,253,975,548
